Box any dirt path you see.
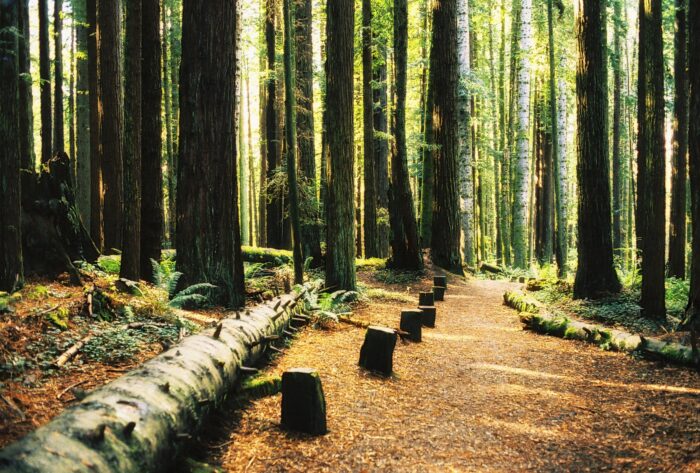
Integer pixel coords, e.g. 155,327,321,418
206,275,700,472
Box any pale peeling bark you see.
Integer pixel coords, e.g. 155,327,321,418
512,0,533,269
0,290,310,473
457,0,474,266
556,64,568,275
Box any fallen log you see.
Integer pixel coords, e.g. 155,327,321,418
0,286,314,473
639,336,696,366
503,290,540,314
480,262,503,275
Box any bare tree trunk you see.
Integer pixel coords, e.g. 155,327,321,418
512,0,533,269
177,0,245,307
325,0,356,290
87,0,103,251
0,2,24,292
637,0,666,319
668,0,688,279
573,0,621,299
457,0,474,267
54,0,64,153
39,0,52,163
17,0,35,171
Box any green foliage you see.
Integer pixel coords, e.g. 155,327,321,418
27,285,50,301
240,375,282,399
665,278,689,320
150,258,215,309
356,258,387,271
299,286,357,329
83,327,142,363
45,307,70,330
97,255,121,275
364,287,413,304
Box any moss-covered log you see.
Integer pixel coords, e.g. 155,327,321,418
503,290,540,314
0,288,311,473
639,336,696,366
518,312,642,353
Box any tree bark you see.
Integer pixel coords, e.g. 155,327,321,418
53,0,64,153
429,0,463,274
177,0,245,307
120,0,143,281
457,0,474,267
17,0,34,172
686,0,699,342
374,41,390,258
140,0,164,280
0,2,24,292
325,0,356,291
362,0,378,258
573,0,621,299
283,0,304,284
388,0,422,271
39,0,52,163
512,0,533,269
87,0,103,252
668,0,688,279
637,0,666,319
295,0,322,265
99,0,124,253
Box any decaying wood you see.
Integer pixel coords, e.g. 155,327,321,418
359,326,398,377
480,263,503,275
0,288,312,473
280,368,327,436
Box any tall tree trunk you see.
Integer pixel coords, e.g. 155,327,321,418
547,0,566,276
388,0,422,270
177,0,245,307
573,0,621,299
457,0,474,267
0,1,24,292
246,73,257,245
556,63,568,271
74,0,90,228
39,0,52,163
419,67,435,248
99,0,124,253
265,0,284,249
362,0,378,258
54,0,64,153
258,4,268,248
120,0,143,280
498,0,511,266
612,0,623,259
283,0,304,284
512,0,533,269
374,41,390,258
685,0,699,340
295,0,322,264
17,0,34,171
87,0,102,251
637,0,666,319
325,0,356,290
161,2,175,243
429,0,463,274
140,0,164,279
668,0,688,279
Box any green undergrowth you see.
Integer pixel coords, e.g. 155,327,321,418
239,375,282,399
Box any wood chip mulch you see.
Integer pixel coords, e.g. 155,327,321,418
206,274,700,472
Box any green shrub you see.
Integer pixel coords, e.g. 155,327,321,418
98,255,121,275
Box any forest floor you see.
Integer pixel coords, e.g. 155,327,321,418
201,270,700,472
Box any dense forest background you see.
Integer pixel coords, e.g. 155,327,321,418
1,0,699,325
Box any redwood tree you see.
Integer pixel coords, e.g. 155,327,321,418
685,0,699,339
0,1,24,292
39,0,52,163
429,0,463,274
362,0,378,258
668,0,688,279
120,0,143,280
573,0,620,299
54,0,64,152
325,0,356,291
17,0,34,171
389,0,422,270
177,0,245,306
637,0,666,319
87,0,103,251
99,0,124,253
141,0,164,279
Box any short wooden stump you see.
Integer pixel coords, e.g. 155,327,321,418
419,292,435,307
433,286,446,301
433,275,447,290
400,310,423,342
359,326,398,377
281,368,327,435
418,306,436,328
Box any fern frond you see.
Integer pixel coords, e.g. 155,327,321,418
166,272,183,299
168,293,209,309
150,259,163,287
175,283,218,297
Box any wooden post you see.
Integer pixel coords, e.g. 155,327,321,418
418,291,434,306
359,326,398,376
418,306,436,328
400,310,423,342
281,368,327,435
433,275,447,289
433,286,446,301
